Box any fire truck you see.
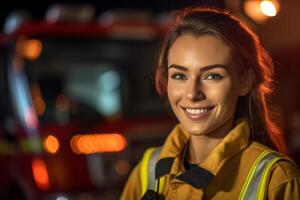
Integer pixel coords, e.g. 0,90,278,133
0,4,176,200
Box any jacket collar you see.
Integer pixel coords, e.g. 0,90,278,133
155,119,251,188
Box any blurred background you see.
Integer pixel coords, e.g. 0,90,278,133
0,0,300,199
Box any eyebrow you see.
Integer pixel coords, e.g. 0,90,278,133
168,64,228,72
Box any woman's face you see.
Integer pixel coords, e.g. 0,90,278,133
167,34,246,137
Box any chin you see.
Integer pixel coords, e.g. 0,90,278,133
182,124,208,136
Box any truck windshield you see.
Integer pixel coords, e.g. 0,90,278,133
24,38,168,124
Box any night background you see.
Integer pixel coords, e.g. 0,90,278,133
1,0,300,200
0,0,225,27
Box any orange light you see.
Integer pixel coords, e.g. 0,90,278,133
43,135,60,154
260,0,277,16
243,0,279,24
23,39,42,60
70,135,81,154
32,158,50,190
104,134,126,152
77,135,88,154
70,133,127,154
90,134,99,154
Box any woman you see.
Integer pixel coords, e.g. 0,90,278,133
120,6,300,200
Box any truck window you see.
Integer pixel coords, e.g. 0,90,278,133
24,38,168,124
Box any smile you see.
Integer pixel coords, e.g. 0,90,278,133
186,108,210,114
182,106,214,120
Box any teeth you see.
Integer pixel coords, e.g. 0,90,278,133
186,108,209,115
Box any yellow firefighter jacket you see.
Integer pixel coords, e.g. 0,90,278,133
120,120,300,200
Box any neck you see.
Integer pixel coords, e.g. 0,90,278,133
187,117,234,164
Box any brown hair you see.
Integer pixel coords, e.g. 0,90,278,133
155,6,287,154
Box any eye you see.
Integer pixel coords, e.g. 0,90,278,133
171,73,188,80
204,73,223,80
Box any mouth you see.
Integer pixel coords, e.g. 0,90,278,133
182,106,215,121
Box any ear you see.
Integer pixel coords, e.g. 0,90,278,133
239,69,254,96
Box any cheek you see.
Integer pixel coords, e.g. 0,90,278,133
167,82,182,103
207,81,240,106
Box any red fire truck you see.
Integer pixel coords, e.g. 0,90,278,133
0,4,176,200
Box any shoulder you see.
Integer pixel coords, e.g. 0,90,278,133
269,159,300,188
246,141,273,152
244,142,300,198
268,160,300,199
120,146,163,200
238,141,274,164
247,141,300,180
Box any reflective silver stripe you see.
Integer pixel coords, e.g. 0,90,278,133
147,147,162,190
243,152,280,200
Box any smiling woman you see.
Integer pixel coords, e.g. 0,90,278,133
167,34,251,164
120,6,300,200
167,35,245,138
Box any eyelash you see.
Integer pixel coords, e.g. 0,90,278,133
171,73,187,80
170,73,223,81
204,73,223,80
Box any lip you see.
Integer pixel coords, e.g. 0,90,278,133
182,106,214,121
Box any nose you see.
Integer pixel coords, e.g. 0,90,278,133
186,78,205,101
